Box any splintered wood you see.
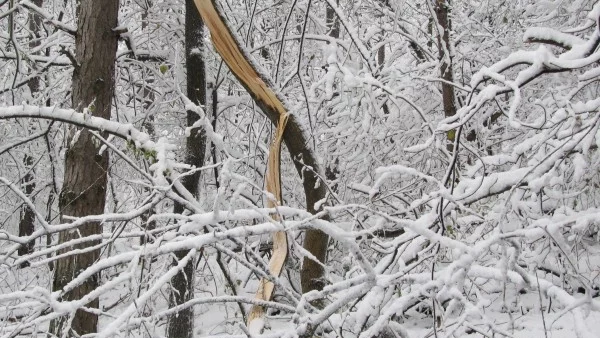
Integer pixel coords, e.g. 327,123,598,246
193,0,287,117
246,113,289,332
193,0,290,333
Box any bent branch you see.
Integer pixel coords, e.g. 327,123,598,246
193,0,329,294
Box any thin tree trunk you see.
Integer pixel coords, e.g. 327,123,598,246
50,0,120,336
17,0,44,263
325,2,339,39
17,155,35,261
140,1,157,246
299,0,342,295
434,0,457,147
167,1,207,337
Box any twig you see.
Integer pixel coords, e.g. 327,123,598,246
535,270,549,338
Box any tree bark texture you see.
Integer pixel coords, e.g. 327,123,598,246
193,0,329,295
140,0,157,246
50,0,119,336
17,155,35,260
434,0,457,151
18,0,45,261
167,1,207,337
435,0,456,120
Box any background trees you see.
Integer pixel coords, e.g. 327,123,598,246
1,0,600,337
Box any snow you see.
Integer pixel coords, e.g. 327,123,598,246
4,1,600,337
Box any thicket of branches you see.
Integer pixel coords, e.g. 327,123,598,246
1,0,600,337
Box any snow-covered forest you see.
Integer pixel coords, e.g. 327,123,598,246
2,0,600,336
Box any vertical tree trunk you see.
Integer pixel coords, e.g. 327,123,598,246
17,155,35,261
434,0,457,147
140,1,157,246
325,2,339,39
50,0,120,336
167,1,207,337
299,0,340,295
18,0,45,263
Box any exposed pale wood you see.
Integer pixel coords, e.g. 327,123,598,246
193,0,286,117
247,113,289,331
194,1,292,329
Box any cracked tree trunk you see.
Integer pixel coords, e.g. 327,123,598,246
49,0,120,336
193,0,329,295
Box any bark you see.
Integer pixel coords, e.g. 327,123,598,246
325,1,340,39
325,2,340,180
193,0,329,295
300,0,345,295
50,0,119,336
27,0,43,94
17,155,35,261
140,1,156,246
375,1,391,114
167,1,207,337
434,0,457,147
18,0,44,262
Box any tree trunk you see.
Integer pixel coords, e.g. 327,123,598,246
50,0,120,336
167,1,207,337
299,0,343,295
434,0,457,147
18,0,45,263
17,155,35,261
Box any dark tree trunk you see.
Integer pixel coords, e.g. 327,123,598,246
50,0,120,336
17,155,35,261
325,2,339,39
26,0,43,94
434,0,457,148
299,0,341,295
167,1,207,337
18,0,45,262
